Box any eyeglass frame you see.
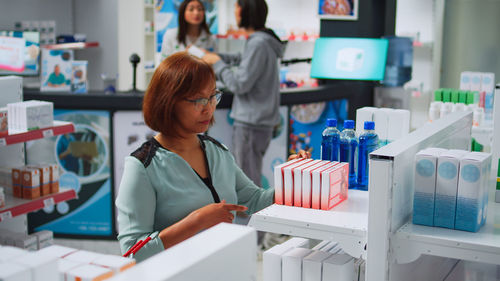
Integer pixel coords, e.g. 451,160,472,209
184,90,222,110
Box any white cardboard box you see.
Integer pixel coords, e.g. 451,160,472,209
263,237,310,281
374,108,390,144
459,71,473,90
302,161,330,208
387,109,410,142
282,247,314,281
0,262,31,281
355,107,377,134
435,149,468,229
322,254,354,281
58,259,84,281
66,264,114,281
37,245,78,259
64,250,104,264
302,250,333,281
12,252,58,281
293,160,322,207
91,254,136,273
455,152,491,232
0,246,27,262
413,148,447,226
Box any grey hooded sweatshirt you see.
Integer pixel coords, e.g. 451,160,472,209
213,30,285,128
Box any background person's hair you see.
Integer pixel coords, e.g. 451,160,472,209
143,52,216,137
177,0,211,46
237,0,268,30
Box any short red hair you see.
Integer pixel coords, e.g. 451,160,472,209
143,52,216,137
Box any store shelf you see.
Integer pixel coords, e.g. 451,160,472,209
248,189,368,259
43,41,99,50
0,188,77,222
0,121,75,147
393,200,500,265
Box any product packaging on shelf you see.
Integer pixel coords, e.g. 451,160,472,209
293,160,322,207
71,60,88,94
282,247,314,281
37,245,78,259
434,150,468,229
0,107,7,135
273,158,305,205
58,259,85,281
26,165,51,196
14,233,38,251
301,161,330,208
303,250,334,281
283,159,313,206
21,168,40,199
0,187,4,208
31,230,53,250
65,264,114,281
262,237,309,281
311,162,337,209
46,163,60,194
91,255,136,274
40,48,73,92
322,254,354,281
7,100,54,134
320,162,349,211
413,148,447,226
455,152,491,232
11,252,58,281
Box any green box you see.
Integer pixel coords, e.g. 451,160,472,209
497,158,500,177
451,90,460,103
442,89,452,102
434,89,443,101
466,91,475,104
458,91,467,104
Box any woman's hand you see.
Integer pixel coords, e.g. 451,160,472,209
192,200,247,229
287,149,311,161
202,52,221,65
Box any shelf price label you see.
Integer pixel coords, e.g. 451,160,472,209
0,138,6,146
0,211,13,221
43,129,54,138
43,197,55,208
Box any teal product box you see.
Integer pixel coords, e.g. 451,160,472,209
455,152,491,232
434,149,468,229
71,60,88,94
413,148,447,226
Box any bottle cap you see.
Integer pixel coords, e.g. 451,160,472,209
326,118,337,127
344,120,354,129
364,121,375,130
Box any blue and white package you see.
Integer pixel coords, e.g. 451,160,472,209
413,148,447,226
434,150,468,229
455,152,491,232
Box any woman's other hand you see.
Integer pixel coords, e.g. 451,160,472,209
202,52,221,65
287,149,311,161
192,200,247,229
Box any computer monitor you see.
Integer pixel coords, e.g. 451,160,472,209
0,31,40,76
310,37,389,81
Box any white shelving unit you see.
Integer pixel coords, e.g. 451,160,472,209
0,76,76,234
249,190,368,259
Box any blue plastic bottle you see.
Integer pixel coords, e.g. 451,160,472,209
357,121,379,191
320,118,340,161
340,120,358,188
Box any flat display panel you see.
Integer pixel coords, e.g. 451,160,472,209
310,37,389,81
0,31,40,76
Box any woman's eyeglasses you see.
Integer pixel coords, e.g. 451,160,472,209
184,90,222,111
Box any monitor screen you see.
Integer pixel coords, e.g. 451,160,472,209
0,31,40,76
310,37,389,81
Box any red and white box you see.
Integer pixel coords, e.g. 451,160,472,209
27,165,51,196
302,161,330,208
321,163,349,210
293,160,323,207
283,159,314,206
273,158,305,205
311,162,338,209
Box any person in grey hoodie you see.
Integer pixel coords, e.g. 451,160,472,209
203,0,284,186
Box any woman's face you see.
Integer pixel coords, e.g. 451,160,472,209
234,2,242,27
174,81,217,136
184,1,205,26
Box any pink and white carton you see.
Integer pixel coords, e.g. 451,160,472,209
293,160,323,207
302,161,330,208
311,162,338,209
283,159,314,206
273,158,304,205
321,163,349,210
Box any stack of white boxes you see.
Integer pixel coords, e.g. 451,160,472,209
356,107,410,145
0,230,53,250
413,148,491,232
7,100,53,134
263,238,358,281
0,245,135,281
274,158,349,210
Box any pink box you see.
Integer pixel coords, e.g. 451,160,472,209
312,162,338,209
283,159,314,206
301,161,330,208
321,163,349,210
273,158,305,205
293,160,323,207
